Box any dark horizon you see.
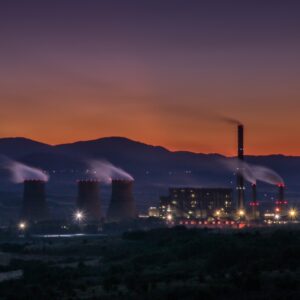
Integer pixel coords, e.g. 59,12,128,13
0,135,299,157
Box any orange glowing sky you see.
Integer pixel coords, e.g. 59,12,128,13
1,1,300,156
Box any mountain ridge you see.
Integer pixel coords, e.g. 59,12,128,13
0,136,298,158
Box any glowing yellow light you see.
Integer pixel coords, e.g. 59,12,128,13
289,209,297,218
215,210,221,216
166,214,173,221
19,222,26,230
238,210,245,217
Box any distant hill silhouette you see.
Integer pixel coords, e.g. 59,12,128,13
0,137,51,158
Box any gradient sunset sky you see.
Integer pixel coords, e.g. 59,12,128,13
1,1,300,155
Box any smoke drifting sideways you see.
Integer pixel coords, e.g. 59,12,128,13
87,160,134,184
218,116,243,126
222,158,284,186
0,156,49,183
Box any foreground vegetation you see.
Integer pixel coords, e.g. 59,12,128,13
1,226,300,299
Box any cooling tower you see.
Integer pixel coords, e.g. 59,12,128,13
20,180,49,223
77,180,102,221
107,180,136,222
236,124,245,211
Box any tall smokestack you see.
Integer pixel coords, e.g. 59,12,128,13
252,183,257,203
275,183,288,216
278,183,284,202
107,180,136,222
237,124,245,211
238,124,244,160
21,180,49,223
250,183,259,221
77,180,102,221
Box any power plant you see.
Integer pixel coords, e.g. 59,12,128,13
107,180,136,222
8,120,296,233
77,180,102,221
20,180,49,223
153,121,298,227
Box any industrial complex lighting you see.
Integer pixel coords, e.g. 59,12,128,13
238,210,245,217
274,214,280,220
75,211,84,221
18,222,26,230
215,210,221,217
166,214,173,221
288,209,297,219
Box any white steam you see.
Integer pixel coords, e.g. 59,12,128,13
250,165,284,185
87,160,133,184
1,157,49,183
222,158,283,185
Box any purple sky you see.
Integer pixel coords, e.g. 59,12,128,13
0,1,300,155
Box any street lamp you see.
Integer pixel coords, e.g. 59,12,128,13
288,209,297,220
75,211,84,222
238,209,245,218
166,214,173,221
215,210,221,217
18,222,26,230
74,211,85,233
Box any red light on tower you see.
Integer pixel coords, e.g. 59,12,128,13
250,183,259,221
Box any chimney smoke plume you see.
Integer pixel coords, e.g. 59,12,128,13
222,158,283,186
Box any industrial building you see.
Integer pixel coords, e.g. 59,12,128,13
159,187,233,220
148,207,160,218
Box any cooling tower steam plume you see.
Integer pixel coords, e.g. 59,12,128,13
87,160,133,184
222,158,283,186
0,156,49,183
251,165,284,185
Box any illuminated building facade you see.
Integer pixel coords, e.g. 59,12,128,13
159,188,233,220
148,207,160,218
